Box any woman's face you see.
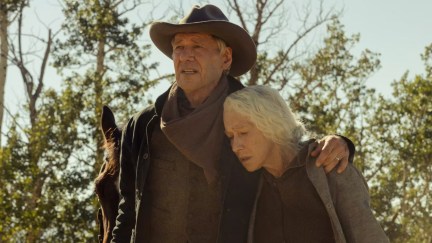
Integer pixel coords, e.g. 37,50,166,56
223,109,281,172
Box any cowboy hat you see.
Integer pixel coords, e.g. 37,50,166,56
149,4,257,77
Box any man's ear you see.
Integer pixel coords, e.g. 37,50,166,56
223,47,233,69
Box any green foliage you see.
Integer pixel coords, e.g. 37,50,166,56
2,0,163,240
286,23,387,229
52,0,161,176
4,1,164,240
288,19,381,161
0,0,27,13
0,86,96,242
53,0,159,117
367,53,432,242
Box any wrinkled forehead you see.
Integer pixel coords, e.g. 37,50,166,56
172,32,218,44
223,111,256,134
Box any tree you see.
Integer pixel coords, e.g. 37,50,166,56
0,85,96,242
287,19,381,174
8,0,51,127
0,0,97,241
367,44,432,243
52,0,160,177
0,0,28,144
227,0,339,87
0,0,168,240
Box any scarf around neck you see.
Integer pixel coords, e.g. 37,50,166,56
160,76,229,183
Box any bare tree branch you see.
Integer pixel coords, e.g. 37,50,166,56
36,29,51,100
262,7,336,87
1,105,26,134
116,0,144,16
228,0,248,32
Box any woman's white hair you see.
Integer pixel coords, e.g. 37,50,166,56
224,85,306,154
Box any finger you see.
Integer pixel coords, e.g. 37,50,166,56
323,158,338,173
322,136,348,161
315,141,335,166
310,141,324,157
337,157,349,174
334,141,349,173
320,144,345,171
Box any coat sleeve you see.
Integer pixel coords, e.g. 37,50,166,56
111,118,137,243
327,164,389,243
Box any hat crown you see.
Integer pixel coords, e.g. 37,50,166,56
179,4,229,24
150,4,257,76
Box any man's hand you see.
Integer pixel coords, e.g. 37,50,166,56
311,135,349,174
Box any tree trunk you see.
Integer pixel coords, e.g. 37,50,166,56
0,7,9,145
94,34,106,175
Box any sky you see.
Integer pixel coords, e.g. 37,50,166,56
339,0,432,94
3,0,432,133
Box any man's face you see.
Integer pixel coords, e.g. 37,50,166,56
172,33,232,103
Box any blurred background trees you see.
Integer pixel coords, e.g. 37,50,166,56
366,45,432,242
0,0,430,242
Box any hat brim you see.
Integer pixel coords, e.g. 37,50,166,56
149,21,257,77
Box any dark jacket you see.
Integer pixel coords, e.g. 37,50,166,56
111,76,261,243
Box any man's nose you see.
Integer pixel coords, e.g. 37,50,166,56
179,47,194,61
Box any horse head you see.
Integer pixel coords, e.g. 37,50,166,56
95,105,121,243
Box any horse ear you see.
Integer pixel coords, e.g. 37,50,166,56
101,105,117,140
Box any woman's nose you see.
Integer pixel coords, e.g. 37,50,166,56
231,137,244,153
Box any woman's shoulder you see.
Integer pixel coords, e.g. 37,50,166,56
326,163,369,191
